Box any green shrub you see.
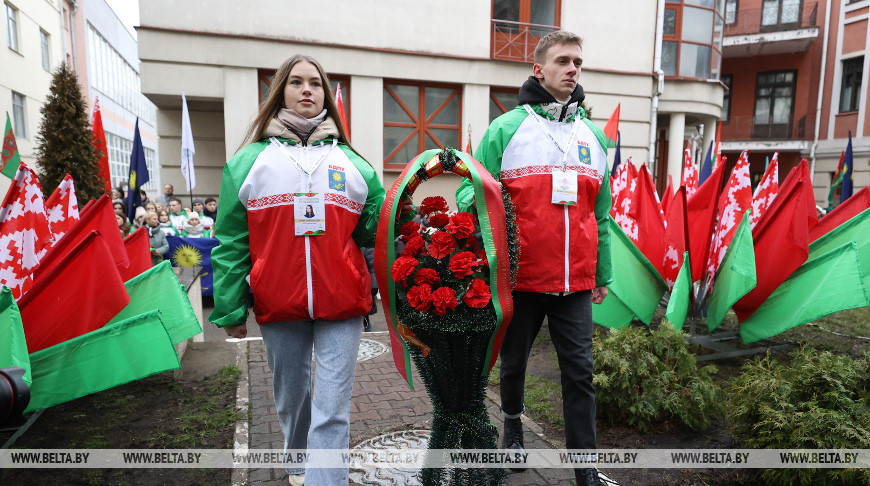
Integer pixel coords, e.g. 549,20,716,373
593,322,723,432
727,347,870,485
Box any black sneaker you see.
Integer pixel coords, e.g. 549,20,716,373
502,417,526,472
362,316,372,332
578,468,620,486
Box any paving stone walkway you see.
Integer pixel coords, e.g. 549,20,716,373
241,327,579,485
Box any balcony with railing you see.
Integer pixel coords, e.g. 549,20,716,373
491,20,559,63
722,112,815,142
722,1,819,57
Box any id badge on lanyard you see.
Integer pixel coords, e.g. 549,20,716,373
270,137,336,237
294,193,325,236
522,105,583,207
552,169,578,205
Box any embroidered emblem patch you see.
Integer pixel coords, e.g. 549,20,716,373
578,144,592,165
329,169,346,191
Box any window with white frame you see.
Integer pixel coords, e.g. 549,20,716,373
11,91,25,139
5,3,18,52
86,24,157,126
725,0,737,24
105,132,157,191
839,57,863,113
40,29,50,71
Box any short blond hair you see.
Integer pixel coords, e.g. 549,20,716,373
534,31,583,64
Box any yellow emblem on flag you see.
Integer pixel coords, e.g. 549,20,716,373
129,172,137,189
171,244,203,267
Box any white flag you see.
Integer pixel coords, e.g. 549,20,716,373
181,93,196,191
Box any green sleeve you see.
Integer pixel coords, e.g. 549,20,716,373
341,145,386,247
208,142,264,328
584,118,614,287
456,107,527,212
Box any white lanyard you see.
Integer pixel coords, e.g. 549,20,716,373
523,104,584,170
269,137,337,191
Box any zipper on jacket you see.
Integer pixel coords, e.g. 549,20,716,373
305,236,315,319
302,143,315,319
564,205,570,292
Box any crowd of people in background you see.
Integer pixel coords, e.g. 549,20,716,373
111,182,219,266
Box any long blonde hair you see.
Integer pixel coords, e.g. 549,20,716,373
238,55,351,151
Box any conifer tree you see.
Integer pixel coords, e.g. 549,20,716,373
35,63,105,202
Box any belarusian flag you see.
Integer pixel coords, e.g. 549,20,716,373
18,231,130,353
662,186,689,288
1,113,20,179
826,150,845,208
811,186,870,242
706,150,751,282
681,148,698,198
0,287,30,386
0,163,54,299
592,218,668,328
603,103,620,148
739,212,870,343
688,162,725,282
92,98,112,194
119,226,153,282
630,164,666,277
706,212,756,331
664,252,692,330
750,151,779,229
44,173,80,244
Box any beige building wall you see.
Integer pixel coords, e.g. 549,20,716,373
0,0,64,196
139,1,721,204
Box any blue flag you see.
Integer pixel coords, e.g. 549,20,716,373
699,141,713,186
126,119,149,221
165,236,220,296
611,131,621,178
842,131,854,202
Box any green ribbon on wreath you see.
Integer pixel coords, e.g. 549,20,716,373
374,148,514,389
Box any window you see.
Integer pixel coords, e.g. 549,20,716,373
106,132,157,191
491,0,561,62
753,70,796,138
87,24,157,126
839,57,863,113
721,74,733,122
661,1,724,79
725,0,737,24
40,29,50,71
11,91,25,139
489,88,518,122
761,0,800,29
383,81,461,169
5,3,18,52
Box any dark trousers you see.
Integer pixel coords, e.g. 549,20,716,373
499,290,597,450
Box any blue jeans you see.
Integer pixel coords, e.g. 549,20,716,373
260,317,363,486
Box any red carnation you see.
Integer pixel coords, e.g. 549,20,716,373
403,234,425,257
407,284,433,312
464,279,491,308
431,286,458,316
391,256,419,287
429,213,449,228
414,267,441,286
399,221,421,241
447,212,476,239
449,251,480,279
421,196,449,215
428,231,458,259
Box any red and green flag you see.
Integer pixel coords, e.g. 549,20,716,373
603,103,620,148
1,112,20,179
0,287,30,386
706,212,756,332
664,252,693,331
91,98,112,194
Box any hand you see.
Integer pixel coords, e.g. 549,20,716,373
397,196,414,221
591,286,608,304
224,324,248,339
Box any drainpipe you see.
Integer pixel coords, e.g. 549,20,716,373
649,0,666,167
809,0,833,182
58,0,65,62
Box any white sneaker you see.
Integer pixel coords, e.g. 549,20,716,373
288,472,305,485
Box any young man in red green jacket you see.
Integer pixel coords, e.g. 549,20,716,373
457,30,613,486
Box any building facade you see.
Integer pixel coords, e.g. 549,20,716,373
61,0,160,197
138,0,725,204
720,0,869,206
0,0,64,196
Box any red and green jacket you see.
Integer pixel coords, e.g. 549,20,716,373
457,104,613,293
210,136,385,327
